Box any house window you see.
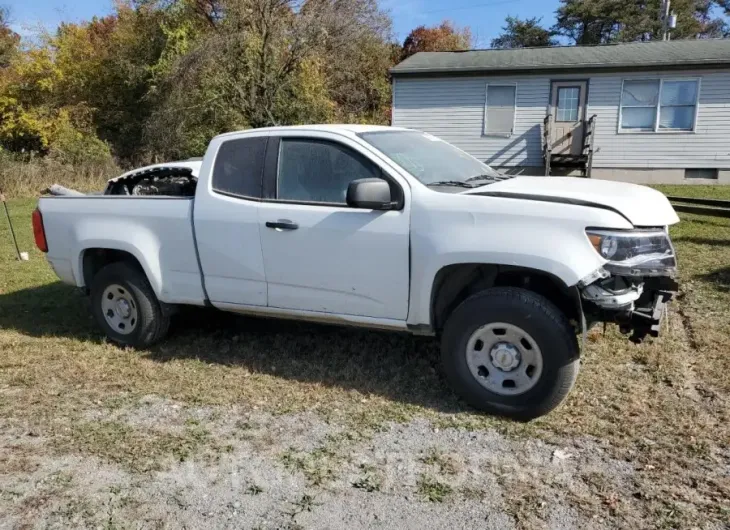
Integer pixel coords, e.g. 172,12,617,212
659,80,699,130
684,168,718,180
485,85,516,136
556,87,580,122
620,78,699,132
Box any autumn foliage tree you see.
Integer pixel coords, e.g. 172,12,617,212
144,0,394,159
0,0,398,162
401,21,472,60
0,7,19,67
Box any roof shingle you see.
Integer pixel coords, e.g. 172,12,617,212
390,39,730,76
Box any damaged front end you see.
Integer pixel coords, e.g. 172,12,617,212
579,228,679,343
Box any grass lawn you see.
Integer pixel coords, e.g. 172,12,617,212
1,189,729,528
653,184,730,201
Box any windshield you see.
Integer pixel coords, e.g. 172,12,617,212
358,130,505,187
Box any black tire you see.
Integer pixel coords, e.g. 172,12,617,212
441,287,579,421
90,262,170,348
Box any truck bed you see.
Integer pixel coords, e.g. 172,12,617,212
39,195,206,306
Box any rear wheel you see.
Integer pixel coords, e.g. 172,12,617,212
441,287,579,420
90,262,170,348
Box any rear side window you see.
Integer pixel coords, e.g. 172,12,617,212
212,137,267,198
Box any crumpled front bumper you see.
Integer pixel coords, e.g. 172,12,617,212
580,274,679,343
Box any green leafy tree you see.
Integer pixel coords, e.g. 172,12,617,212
553,0,728,44
491,16,558,48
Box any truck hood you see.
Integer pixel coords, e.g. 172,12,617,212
465,177,680,227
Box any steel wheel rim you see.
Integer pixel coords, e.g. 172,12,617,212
101,284,138,336
465,322,543,396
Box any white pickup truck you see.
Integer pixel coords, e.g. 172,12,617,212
33,125,680,419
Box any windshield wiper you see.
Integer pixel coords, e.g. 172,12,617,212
427,180,477,188
465,173,513,184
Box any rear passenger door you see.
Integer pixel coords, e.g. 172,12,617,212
193,135,268,306
256,134,410,320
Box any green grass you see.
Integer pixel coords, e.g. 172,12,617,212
416,475,453,503
2,192,730,527
652,184,730,200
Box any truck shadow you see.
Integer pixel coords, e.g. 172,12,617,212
0,282,464,413
699,266,730,292
0,282,100,341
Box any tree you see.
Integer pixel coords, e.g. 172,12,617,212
491,16,558,48
0,7,19,68
0,0,399,162
145,0,395,159
552,0,728,45
401,21,472,60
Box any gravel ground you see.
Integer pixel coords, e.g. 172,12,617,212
1,397,643,530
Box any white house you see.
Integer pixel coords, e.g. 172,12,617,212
390,39,730,184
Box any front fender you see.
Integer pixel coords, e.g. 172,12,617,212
407,191,632,327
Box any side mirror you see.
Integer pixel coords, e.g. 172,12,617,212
346,178,395,210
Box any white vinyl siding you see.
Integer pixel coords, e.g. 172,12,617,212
391,69,730,172
484,85,516,136
392,76,548,168
619,78,699,132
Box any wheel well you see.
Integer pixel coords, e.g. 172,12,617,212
82,248,144,291
431,264,579,332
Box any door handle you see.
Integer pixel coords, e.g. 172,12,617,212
266,220,299,231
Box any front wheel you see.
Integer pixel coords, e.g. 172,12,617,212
441,287,579,421
90,262,170,348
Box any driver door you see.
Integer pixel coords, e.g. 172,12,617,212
257,136,410,320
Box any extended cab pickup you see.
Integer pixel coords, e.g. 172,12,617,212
34,125,680,419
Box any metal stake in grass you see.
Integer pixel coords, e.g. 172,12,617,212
1,191,22,260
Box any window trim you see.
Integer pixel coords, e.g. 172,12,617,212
618,77,701,134
483,83,517,138
265,136,405,210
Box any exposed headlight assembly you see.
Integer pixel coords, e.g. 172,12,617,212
586,229,677,276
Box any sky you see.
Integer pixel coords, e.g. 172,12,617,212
5,0,563,46
380,0,562,46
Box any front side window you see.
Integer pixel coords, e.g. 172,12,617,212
277,139,380,204
212,137,267,197
485,85,516,136
620,79,698,132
